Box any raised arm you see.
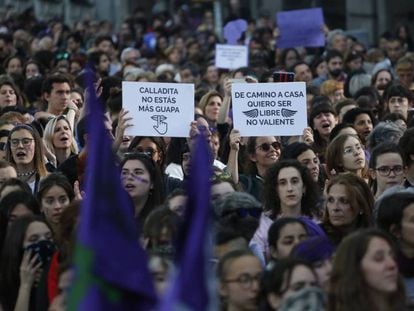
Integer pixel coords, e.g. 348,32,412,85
226,128,241,185
218,77,232,124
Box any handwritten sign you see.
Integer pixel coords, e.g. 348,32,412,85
122,81,194,137
232,82,307,136
215,44,248,69
276,8,325,48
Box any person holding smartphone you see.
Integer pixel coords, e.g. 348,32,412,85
0,215,56,311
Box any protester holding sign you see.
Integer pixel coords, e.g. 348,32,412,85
227,130,280,202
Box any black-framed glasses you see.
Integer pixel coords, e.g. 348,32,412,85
256,141,281,152
375,165,404,176
10,138,34,148
224,273,262,289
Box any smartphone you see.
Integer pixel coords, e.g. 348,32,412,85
273,71,295,82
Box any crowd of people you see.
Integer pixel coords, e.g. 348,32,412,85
0,2,413,311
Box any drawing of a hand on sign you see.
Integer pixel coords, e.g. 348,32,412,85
151,115,168,135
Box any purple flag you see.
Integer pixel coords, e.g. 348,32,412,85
224,19,248,44
158,133,216,310
276,8,325,48
69,71,158,310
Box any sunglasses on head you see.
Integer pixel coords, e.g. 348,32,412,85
122,151,155,164
256,141,281,152
136,147,157,156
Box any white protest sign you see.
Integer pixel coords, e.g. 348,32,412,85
215,44,248,69
122,81,194,137
232,82,307,136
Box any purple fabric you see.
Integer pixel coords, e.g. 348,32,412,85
158,133,215,310
298,216,327,238
71,70,158,310
224,19,248,44
276,8,325,48
291,236,335,263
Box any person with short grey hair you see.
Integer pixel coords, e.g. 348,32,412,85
366,121,404,151
120,47,141,66
326,29,347,55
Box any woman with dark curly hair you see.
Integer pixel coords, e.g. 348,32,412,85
262,160,321,219
250,159,321,263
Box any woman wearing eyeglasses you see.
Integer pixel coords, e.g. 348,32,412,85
368,142,405,200
326,134,368,180
6,124,49,193
120,152,164,225
217,249,262,311
227,130,281,202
